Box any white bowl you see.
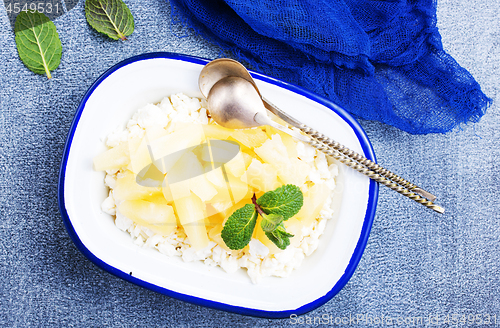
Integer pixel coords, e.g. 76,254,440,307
58,52,378,318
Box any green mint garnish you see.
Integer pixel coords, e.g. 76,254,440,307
257,184,303,220
221,185,302,250
260,213,284,233
85,0,134,41
265,223,294,250
221,204,258,250
14,11,62,79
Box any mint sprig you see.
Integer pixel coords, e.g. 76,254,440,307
265,223,294,250
260,213,284,233
257,184,303,220
85,0,134,41
14,11,62,79
221,185,303,250
220,204,258,250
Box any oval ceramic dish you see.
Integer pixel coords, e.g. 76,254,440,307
58,52,378,318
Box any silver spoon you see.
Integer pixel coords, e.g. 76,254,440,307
207,76,309,139
200,59,438,201
199,59,445,214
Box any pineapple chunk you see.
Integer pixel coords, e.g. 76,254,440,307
202,123,233,140
128,136,143,156
284,217,303,247
205,166,227,188
162,175,190,202
245,158,280,192
208,172,252,208
168,180,191,201
203,168,233,217
135,162,165,188
93,142,130,171
226,172,252,202
183,221,209,250
141,193,170,205
174,193,208,250
254,134,289,167
254,134,309,186
200,144,212,164
205,208,225,229
205,166,251,217
164,151,217,202
230,128,269,149
208,176,233,205
264,125,280,137
190,174,218,202
127,137,153,174
117,200,176,235
208,224,231,252
174,192,206,225
206,201,233,218
200,139,240,169
274,158,310,186
145,125,169,142
224,152,247,178
113,170,162,201
240,151,254,168
206,191,253,221
162,179,172,202
265,127,299,158
148,124,204,173
296,183,330,226
165,151,199,199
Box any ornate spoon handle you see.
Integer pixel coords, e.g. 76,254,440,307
260,97,444,213
298,125,437,202
307,138,445,214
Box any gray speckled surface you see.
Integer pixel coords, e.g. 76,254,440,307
0,0,499,326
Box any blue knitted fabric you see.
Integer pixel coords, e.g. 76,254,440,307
169,0,491,134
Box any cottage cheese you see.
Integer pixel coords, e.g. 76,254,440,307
101,93,339,284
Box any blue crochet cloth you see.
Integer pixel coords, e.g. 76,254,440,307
169,0,491,134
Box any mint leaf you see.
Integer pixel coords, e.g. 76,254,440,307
221,204,257,250
265,223,294,250
85,0,134,41
257,184,303,220
222,185,303,251
14,11,62,79
260,213,284,233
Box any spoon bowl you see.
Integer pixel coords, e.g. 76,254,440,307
199,58,259,99
207,76,268,129
207,75,311,141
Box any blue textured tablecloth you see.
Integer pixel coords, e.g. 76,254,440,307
1,0,499,326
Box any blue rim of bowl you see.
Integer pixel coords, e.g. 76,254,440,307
58,52,378,319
